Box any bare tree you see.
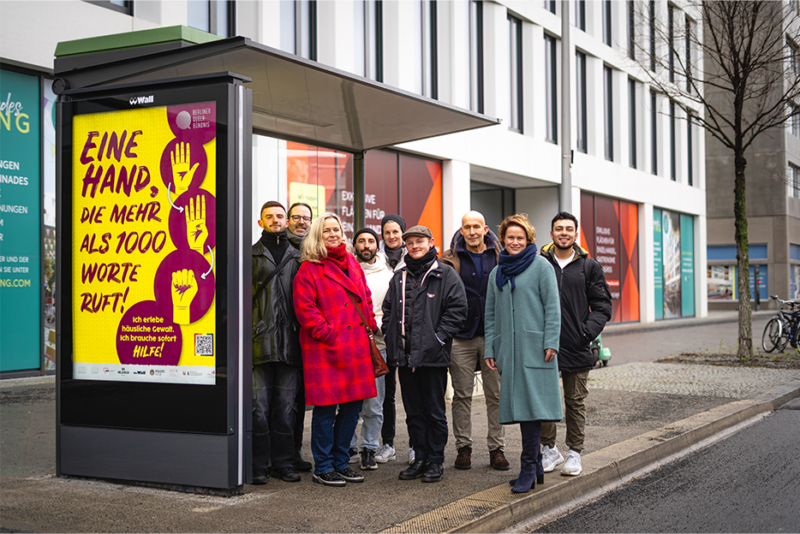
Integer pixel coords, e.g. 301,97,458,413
634,0,800,358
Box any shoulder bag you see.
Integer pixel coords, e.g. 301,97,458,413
345,291,389,377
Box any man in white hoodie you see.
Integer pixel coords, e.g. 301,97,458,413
348,227,394,470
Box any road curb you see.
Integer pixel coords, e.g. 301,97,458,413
436,379,800,533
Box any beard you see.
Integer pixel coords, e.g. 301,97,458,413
357,248,377,262
553,239,574,251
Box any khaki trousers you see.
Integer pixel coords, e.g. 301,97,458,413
541,369,590,453
450,336,504,451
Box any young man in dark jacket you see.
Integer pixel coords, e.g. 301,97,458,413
252,201,303,484
441,211,508,471
382,226,467,483
540,211,612,476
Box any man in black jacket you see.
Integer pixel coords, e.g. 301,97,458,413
382,226,467,483
252,201,303,484
441,211,508,472
540,212,612,477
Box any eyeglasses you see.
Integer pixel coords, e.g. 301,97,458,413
290,215,312,222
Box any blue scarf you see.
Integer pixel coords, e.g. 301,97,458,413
495,243,537,292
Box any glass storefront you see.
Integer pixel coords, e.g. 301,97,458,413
252,134,442,247
653,209,695,319
706,244,767,302
580,192,640,323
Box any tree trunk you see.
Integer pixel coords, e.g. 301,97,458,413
734,150,752,359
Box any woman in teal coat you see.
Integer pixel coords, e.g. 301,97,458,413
485,214,562,493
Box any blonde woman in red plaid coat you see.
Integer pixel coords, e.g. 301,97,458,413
293,213,378,487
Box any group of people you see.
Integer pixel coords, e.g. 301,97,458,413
252,201,611,492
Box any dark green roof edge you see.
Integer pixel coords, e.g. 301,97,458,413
55,26,221,58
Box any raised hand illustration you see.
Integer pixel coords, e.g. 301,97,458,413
171,142,199,197
172,268,198,324
185,195,208,254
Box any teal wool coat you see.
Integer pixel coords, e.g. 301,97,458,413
484,255,563,424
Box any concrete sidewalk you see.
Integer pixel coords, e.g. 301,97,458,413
2,361,799,532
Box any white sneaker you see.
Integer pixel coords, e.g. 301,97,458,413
408,448,416,465
561,450,582,476
541,445,564,473
375,443,396,463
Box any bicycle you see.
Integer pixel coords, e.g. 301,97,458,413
761,296,800,353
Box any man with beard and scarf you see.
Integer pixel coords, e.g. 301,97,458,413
285,202,314,472
251,201,303,484
382,226,467,483
347,227,394,470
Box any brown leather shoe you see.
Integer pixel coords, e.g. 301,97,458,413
490,449,510,471
454,445,472,470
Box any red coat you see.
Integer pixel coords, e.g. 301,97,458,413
293,254,378,406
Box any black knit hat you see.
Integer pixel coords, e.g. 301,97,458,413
381,214,406,234
353,227,380,243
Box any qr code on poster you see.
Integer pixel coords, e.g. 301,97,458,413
195,334,214,356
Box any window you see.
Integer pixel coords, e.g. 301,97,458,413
789,38,799,80
649,0,656,72
576,51,587,153
670,100,677,180
508,14,523,132
687,113,693,186
84,0,132,15
629,78,637,168
651,91,658,175
422,0,438,99
791,104,800,137
668,4,675,83
187,0,235,37
544,0,556,14
685,15,693,92
545,34,558,143
279,0,317,60
470,0,484,113
354,0,382,80
627,0,635,60
790,163,800,199
603,0,612,46
575,0,586,31
604,65,614,161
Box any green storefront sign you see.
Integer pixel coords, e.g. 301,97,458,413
0,69,41,372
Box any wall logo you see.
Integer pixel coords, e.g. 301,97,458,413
129,95,154,106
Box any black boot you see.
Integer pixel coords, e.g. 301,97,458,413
399,459,429,480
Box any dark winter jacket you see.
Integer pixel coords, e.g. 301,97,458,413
441,233,499,339
541,242,612,371
381,259,468,368
252,235,302,367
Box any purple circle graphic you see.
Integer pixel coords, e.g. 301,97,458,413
166,102,217,145
153,250,215,324
117,301,182,366
168,189,217,252
160,138,208,195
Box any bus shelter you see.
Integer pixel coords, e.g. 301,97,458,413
54,26,496,494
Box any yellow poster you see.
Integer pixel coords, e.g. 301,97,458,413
72,102,218,385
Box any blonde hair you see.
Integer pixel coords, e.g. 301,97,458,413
498,214,536,244
300,212,352,262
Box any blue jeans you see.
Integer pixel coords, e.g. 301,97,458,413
311,400,363,474
252,362,300,472
350,369,386,452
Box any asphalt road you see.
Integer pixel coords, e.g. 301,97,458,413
602,314,773,366
532,397,800,533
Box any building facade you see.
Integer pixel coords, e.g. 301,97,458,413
0,0,707,375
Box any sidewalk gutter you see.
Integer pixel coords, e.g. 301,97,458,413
379,379,800,534
602,310,773,337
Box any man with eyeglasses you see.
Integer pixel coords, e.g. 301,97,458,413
283,202,314,472
287,202,313,250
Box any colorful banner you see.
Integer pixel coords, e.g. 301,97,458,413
0,69,41,372
72,101,217,385
653,209,664,319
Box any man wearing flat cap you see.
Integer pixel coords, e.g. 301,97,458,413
382,226,467,483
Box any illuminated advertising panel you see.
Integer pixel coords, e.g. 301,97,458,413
71,101,217,385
